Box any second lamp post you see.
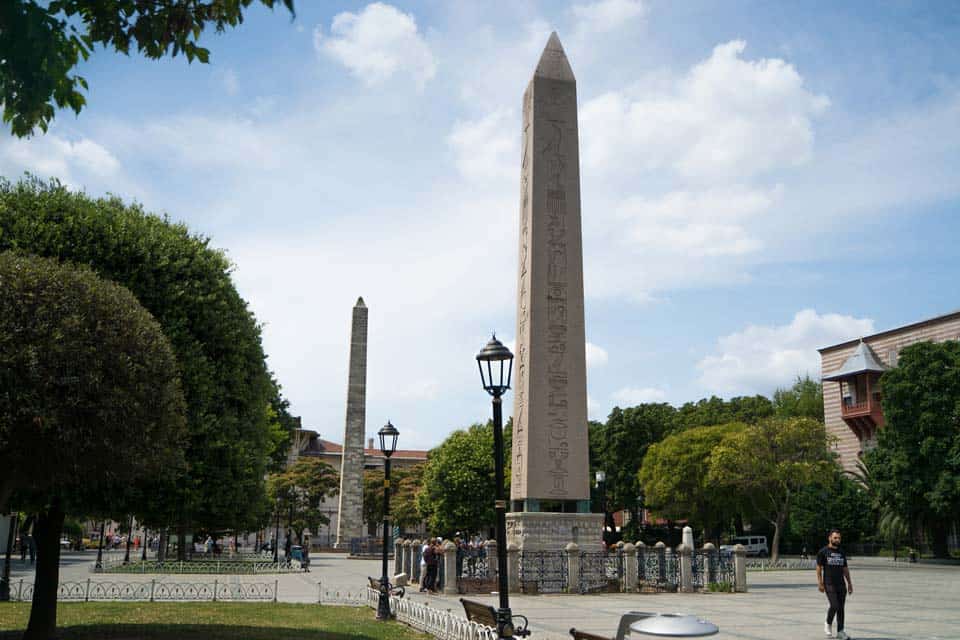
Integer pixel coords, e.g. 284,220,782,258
476,334,516,639
376,420,399,620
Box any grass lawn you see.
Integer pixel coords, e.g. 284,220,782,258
0,602,429,640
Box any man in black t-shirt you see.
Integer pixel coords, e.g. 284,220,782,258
817,529,853,639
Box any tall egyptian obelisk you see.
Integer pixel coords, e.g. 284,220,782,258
334,297,367,549
507,33,602,551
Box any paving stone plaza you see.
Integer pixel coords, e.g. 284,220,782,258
7,551,959,639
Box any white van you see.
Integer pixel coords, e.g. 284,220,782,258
720,535,769,557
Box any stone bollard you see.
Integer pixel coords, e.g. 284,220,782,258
703,542,717,584
565,542,580,594
404,540,414,581
734,544,747,592
442,540,458,595
654,541,667,586
395,539,404,575
678,544,693,593
507,542,520,593
623,543,638,592
485,539,498,581
682,525,694,549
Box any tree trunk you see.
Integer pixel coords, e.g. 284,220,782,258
24,498,65,640
176,524,187,561
157,529,167,561
770,513,786,563
930,521,950,559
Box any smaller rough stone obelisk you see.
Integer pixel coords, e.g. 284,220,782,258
334,297,368,549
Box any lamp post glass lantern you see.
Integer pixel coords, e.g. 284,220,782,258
377,421,399,620
476,334,516,639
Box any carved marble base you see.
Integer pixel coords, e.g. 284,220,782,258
506,512,604,552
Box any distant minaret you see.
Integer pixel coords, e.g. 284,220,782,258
334,297,368,549
507,33,601,551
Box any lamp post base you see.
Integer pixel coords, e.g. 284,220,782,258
496,607,515,638
376,590,393,620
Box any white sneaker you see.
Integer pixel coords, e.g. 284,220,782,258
824,622,833,637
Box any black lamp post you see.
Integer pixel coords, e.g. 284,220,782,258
376,420,399,620
95,520,105,570
596,470,611,547
476,334,515,639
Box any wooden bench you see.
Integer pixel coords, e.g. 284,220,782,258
569,630,611,640
368,576,405,598
460,598,530,637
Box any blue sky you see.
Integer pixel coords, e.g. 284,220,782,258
3,1,958,449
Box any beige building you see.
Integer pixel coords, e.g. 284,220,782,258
819,309,960,472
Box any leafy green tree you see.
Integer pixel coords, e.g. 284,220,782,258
0,0,294,137
708,417,835,561
867,341,960,558
267,458,339,546
0,251,186,639
787,471,874,550
593,404,677,537
638,423,747,540
773,375,824,422
417,422,511,536
363,464,426,535
675,395,774,430
0,177,286,553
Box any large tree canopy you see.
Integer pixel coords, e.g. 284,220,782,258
364,463,426,535
0,176,290,541
0,251,186,639
591,404,676,538
674,395,775,431
708,417,834,561
638,423,747,540
0,0,294,137
267,457,339,546
417,421,511,537
867,340,960,558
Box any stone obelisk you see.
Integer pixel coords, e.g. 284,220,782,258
334,297,368,549
507,33,602,552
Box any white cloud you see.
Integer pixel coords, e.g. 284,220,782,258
697,309,875,395
220,68,239,95
580,40,829,180
611,386,667,405
447,109,518,181
586,342,609,368
572,0,646,33
0,132,121,188
315,3,436,89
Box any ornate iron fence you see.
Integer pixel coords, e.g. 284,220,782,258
457,554,496,594
6,579,277,602
578,551,623,593
519,551,567,593
746,558,816,571
638,547,678,592
97,558,296,574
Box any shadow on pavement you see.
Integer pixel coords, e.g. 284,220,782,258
0,626,389,640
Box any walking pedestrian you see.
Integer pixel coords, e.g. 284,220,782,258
423,540,439,593
817,529,853,639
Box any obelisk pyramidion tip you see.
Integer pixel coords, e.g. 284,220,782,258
355,296,366,307
534,31,575,82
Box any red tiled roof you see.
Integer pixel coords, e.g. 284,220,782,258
311,438,428,460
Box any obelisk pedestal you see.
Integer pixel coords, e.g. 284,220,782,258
334,297,368,550
506,33,603,552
